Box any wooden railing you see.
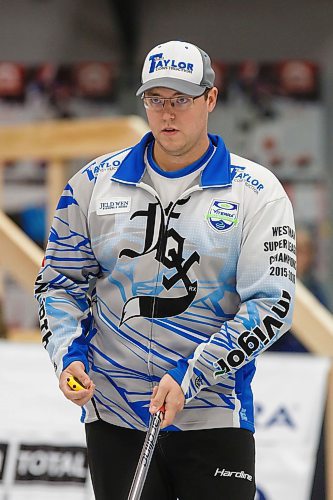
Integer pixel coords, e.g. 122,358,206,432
0,115,149,227
0,116,332,497
0,210,44,292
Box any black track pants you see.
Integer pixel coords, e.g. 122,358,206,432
85,420,256,500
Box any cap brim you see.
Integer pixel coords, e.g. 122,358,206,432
136,78,207,97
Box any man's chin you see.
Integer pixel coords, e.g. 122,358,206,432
157,135,184,151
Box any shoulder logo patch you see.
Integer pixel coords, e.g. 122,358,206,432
231,166,264,194
96,197,131,215
206,200,239,232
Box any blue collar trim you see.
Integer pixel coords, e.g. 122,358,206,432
112,132,231,187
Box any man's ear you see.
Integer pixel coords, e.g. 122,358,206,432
208,87,218,112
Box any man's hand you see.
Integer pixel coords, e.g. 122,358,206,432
149,374,185,429
59,361,95,407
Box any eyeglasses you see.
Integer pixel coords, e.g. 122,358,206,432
142,89,209,111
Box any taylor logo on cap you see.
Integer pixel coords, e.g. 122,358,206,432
148,52,194,74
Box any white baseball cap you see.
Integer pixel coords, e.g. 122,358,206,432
136,40,215,96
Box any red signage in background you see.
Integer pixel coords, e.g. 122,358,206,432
278,61,319,97
0,62,25,97
73,62,114,98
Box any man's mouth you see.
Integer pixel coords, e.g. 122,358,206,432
161,127,178,134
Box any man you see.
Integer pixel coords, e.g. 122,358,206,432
35,41,296,500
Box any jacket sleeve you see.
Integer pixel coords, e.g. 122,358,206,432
34,181,100,378
167,194,296,403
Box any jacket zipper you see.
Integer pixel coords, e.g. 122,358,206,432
136,182,202,386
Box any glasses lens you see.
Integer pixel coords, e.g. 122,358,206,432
143,97,164,110
143,95,195,111
173,96,192,109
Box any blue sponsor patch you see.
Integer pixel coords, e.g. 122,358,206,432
206,200,239,232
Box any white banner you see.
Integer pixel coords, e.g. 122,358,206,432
0,340,93,500
254,352,330,500
0,342,330,500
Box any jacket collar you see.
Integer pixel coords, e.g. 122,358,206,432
112,131,231,188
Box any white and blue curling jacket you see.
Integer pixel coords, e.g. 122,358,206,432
35,132,296,432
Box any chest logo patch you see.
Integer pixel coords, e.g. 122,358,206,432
206,200,239,232
96,197,131,215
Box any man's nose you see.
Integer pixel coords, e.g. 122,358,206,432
162,101,175,118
